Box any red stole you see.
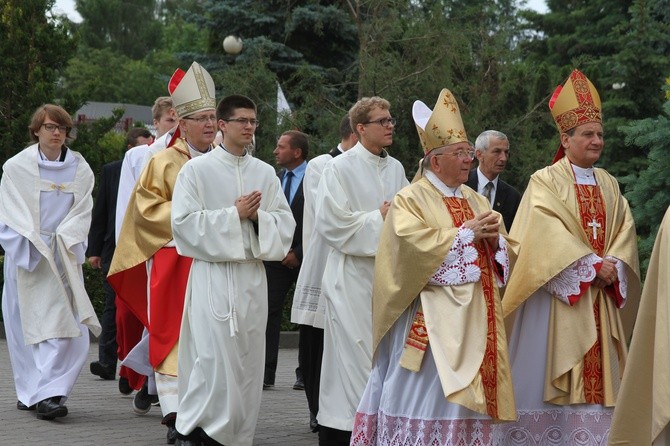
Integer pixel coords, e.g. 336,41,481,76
575,183,606,404
148,247,193,369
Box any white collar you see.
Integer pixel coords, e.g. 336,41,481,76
572,163,596,185
425,170,463,197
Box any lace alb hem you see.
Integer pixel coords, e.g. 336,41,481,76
544,253,600,304
429,226,480,286
351,411,498,446
492,408,612,446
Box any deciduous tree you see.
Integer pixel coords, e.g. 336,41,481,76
0,0,75,160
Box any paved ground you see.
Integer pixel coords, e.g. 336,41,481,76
0,340,317,445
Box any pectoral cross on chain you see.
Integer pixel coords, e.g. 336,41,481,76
587,217,600,241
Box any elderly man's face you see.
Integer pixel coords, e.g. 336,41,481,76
180,110,217,152
476,138,509,180
431,141,474,187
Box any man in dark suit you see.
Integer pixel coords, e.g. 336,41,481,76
263,130,308,389
88,128,153,393
466,130,521,231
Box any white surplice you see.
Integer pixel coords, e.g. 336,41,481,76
115,129,172,242
0,145,96,406
291,152,334,328
315,143,408,432
114,130,173,399
172,146,295,446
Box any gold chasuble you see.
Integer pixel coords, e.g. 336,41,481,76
502,157,640,406
373,176,516,421
610,206,670,445
108,138,193,374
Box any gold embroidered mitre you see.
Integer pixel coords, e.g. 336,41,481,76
412,88,468,155
549,69,601,134
169,61,216,118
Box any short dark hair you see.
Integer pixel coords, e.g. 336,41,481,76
339,114,353,140
126,127,153,148
216,95,257,121
281,130,309,160
28,104,74,142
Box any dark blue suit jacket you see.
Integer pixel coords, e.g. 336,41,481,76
86,160,122,266
466,169,521,232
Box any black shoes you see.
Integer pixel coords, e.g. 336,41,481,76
90,361,115,380
133,382,159,414
36,396,68,420
163,412,178,445
262,382,274,390
292,377,305,390
310,412,319,432
293,367,305,390
174,439,200,446
118,377,133,395
16,400,36,411
167,426,178,444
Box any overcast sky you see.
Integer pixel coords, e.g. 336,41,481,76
52,0,548,24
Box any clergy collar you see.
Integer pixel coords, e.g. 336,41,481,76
185,140,211,157
353,143,389,163
218,143,248,158
425,170,463,197
571,162,596,185
38,145,67,162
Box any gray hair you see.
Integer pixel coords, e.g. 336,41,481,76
421,149,440,172
475,130,508,152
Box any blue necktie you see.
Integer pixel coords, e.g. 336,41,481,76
284,171,293,204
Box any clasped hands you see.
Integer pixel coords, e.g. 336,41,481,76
463,211,500,250
236,190,261,221
592,257,618,289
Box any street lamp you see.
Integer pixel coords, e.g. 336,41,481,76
223,35,243,55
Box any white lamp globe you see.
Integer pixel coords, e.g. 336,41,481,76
223,35,243,55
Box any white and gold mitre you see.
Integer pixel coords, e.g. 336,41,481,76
412,88,468,155
168,61,216,118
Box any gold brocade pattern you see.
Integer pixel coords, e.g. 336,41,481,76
553,70,602,133
399,309,430,372
443,196,499,418
405,311,428,352
575,183,606,405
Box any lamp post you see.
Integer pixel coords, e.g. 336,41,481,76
223,35,243,55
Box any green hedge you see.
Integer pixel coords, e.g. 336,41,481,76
0,257,298,332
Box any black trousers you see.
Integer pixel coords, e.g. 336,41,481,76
319,426,352,446
298,324,323,417
264,264,299,385
97,262,118,367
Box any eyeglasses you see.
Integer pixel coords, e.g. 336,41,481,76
42,123,69,133
183,115,217,124
435,149,475,160
224,118,260,127
363,117,396,128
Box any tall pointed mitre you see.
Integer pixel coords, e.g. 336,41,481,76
412,88,468,155
549,68,602,163
169,61,216,118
